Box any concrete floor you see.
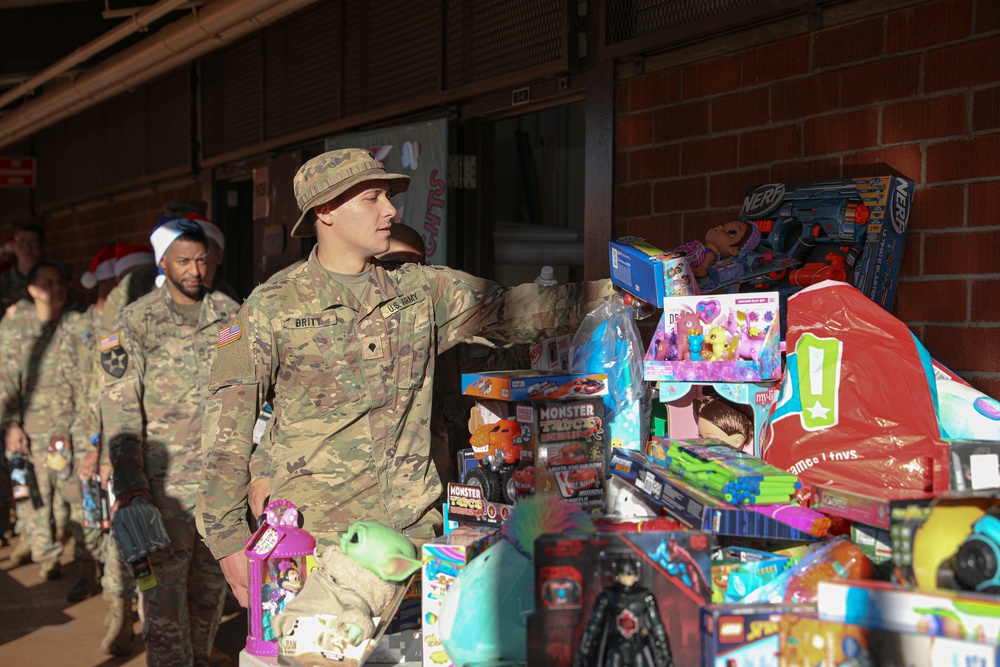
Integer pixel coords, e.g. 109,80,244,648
0,534,247,667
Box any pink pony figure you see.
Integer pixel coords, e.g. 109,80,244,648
674,308,700,361
726,310,764,362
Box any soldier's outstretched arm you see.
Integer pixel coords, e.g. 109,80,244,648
99,313,148,497
421,266,616,353
198,302,274,561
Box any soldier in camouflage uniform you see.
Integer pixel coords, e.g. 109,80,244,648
0,262,79,579
54,245,118,604
101,219,239,667
0,222,43,316
198,148,615,606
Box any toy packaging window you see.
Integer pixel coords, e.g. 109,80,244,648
528,530,714,667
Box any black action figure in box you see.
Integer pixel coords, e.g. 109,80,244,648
573,556,674,667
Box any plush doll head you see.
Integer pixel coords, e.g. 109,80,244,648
339,520,421,582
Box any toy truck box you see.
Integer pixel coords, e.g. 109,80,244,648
527,530,713,667
448,389,608,524
461,370,607,402
659,381,779,458
421,525,501,667
739,176,914,314
643,291,782,383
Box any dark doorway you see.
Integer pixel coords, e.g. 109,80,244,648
214,179,255,300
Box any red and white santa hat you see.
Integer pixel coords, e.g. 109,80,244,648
113,242,155,278
80,244,117,289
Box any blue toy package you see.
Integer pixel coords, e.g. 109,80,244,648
570,300,650,466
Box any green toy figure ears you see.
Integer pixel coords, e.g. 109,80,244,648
339,520,422,582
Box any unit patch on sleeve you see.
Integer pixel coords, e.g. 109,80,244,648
100,332,128,378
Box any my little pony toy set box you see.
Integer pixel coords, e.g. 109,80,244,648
643,292,782,383
527,529,713,667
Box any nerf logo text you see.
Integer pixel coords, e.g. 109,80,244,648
892,179,910,234
742,183,785,218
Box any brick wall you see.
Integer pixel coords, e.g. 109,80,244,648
42,179,204,306
615,0,1000,395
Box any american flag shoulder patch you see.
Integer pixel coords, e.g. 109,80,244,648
100,332,120,351
217,321,242,347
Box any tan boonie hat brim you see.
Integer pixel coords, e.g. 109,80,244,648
290,149,411,238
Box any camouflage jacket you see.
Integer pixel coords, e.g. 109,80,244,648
100,263,158,333
0,301,79,452
101,286,239,502
55,305,103,452
198,246,614,557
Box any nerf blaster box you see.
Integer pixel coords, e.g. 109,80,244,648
609,449,817,542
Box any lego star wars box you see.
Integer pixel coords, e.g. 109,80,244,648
739,176,913,314
527,530,713,667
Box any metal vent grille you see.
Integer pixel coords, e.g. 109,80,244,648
264,2,342,141
342,1,442,117
102,90,145,186
605,0,756,44
201,36,263,158
445,0,566,89
145,69,191,175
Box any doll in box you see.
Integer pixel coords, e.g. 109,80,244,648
694,396,754,453
677,221,761,278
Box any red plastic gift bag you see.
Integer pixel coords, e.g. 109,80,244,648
761,281,949,496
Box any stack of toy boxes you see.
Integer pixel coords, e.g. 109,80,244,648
421,525,501,667
448,370,609,526
738,176,914,314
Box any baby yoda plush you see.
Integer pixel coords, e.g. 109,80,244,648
272,520,421,663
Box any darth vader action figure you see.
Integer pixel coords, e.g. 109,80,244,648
573,557,673,667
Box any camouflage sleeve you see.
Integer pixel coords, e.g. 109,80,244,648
48,329,78,441
99,313,148,496
0,317,22,428
198,302,274,559
249,420,272,481
424,268,616,353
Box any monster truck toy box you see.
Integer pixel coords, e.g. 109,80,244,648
739,176,913,312
527,529,713,667
448,371,609,524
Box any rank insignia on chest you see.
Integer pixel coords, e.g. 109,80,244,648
217,321,242,347
362,335,383,359
101,345,128,378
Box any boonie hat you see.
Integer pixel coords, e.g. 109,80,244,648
290,148,410,238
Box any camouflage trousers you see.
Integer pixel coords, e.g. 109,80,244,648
141,487,227,667
61,455,104,565
23,451,70,564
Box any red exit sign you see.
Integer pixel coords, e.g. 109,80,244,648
0,157,35,187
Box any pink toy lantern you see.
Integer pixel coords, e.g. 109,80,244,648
244,499,315,656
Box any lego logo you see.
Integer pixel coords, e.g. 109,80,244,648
742,183,785,218
719,618,745,642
